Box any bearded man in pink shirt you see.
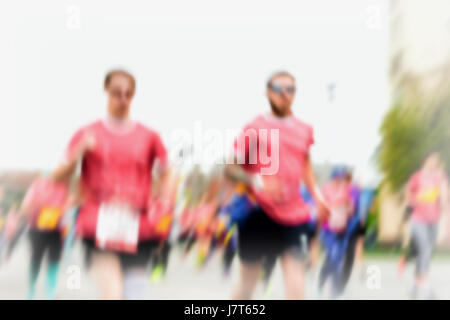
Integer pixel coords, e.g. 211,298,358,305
225,71,329,300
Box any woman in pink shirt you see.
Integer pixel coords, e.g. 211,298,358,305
20,175,70,299
406,153,448,299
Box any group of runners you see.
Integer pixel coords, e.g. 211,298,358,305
0,69,446,300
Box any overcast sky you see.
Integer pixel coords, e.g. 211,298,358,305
0,0,389,184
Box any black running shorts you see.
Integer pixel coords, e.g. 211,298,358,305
83,238,159,270
237,207,310,263
29,229,63,264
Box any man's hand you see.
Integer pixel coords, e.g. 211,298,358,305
315,199,330,223
51,133,96,182
302,154,330,222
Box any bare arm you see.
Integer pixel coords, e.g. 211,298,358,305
151,160,177,203
224,161,253,187
347,196,355,217
303,155,329,221
303,155,321,203
51,134,95,183
51,156,79,183
18,183,36,219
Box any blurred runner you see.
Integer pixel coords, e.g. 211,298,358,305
19,175,70,300
354,188,375,274
147,167,180,283
0,203,25,265
397,205,418,277
318,167,354,299
192,172,224,268
220,183,256,277
51,69,172,300
225,71,329,300
0,186,6,264
178,178,206,259
405,153,448,299
339,171,362,291
300,184,320,272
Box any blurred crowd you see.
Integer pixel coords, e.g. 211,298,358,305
0,69,448,301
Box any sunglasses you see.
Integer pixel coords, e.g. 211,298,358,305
110,89,134,99
269,82,296,95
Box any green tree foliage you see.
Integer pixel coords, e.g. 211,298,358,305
377,76,450,192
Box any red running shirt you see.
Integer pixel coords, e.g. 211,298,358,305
64,120,168,241
234,114,314,226
408,170,446,224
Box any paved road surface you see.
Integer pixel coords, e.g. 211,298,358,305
1,241,450,300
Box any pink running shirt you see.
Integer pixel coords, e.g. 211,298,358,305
234,114,314,226
64,120,168,241
321,180,352,233
22,177,69,230
408,169,446,224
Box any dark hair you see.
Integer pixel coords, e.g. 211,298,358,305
104,69,136,92
266,71,296,88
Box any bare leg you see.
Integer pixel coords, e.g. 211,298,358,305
355,236,364,266
91,251,123,300
280,252,306,300
232,261,263,300
309,237,321,269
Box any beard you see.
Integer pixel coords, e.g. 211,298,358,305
269,99,291,118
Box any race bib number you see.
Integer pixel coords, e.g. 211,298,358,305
417,187,440,204
37,207,62,230
155,215,172,234
96,202,140,253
